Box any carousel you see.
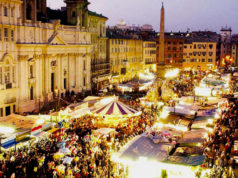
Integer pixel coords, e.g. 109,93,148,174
90,99,141,128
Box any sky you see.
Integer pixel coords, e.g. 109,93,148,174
47,0,238,33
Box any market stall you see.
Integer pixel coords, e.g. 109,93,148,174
0,114,51,149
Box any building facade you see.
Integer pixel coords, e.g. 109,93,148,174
231,35,238,66
107,29,143,84
0,0,106,116
88,11,109,92
220,27,232,62
143,41,156,72
183,41,217,71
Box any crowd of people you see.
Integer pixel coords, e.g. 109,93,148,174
0,98,157,178
202,100,238,177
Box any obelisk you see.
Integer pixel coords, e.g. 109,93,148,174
155,2,165,102
158,2,165,66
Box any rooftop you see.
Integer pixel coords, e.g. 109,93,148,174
88,11,108,19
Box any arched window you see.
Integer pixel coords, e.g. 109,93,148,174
1,55,16,89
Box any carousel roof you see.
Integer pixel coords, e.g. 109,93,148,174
91,100,140,117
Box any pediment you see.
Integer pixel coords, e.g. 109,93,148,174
48,33,68,45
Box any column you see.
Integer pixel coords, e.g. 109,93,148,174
35,56,40,99
75,54,80,91
22,0,26,23
86,54,91,90
56,55,62,91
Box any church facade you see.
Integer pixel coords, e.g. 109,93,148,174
0,0,107,116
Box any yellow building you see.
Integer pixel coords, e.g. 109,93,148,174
88,11,109,91
107,29,143,83
143,40,156,72
0,0,105,115
183,40,217,71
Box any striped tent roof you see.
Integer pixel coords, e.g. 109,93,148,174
91,101,140,117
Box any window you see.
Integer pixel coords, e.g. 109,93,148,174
30,65,33,78
11,30,14,41
10,8,14,17
173,47,177,51
0,108,3,117
208,59,213,63
184,45,187,49
0,29,1,41
173,42,177,45
4,66,10,84
4,7,7,16
167,41,171,45
209,52,213,56
174,54,177,58
202,59,206,62
83,77,86,86
83,60,86,70
168,47,171,50
12,66,15,83
4,28,8,42
168,54,171,58
72,11,76,17
30,86,34,100
209,44,213,49
13,105,15,113
0,67,2,84
64,78,67,89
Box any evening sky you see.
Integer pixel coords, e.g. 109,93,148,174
47,0,238,33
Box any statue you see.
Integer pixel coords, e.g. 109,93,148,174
54,20,61,33
76,15,80,27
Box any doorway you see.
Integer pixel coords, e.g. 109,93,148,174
51,73,55,92
5,106,11,116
